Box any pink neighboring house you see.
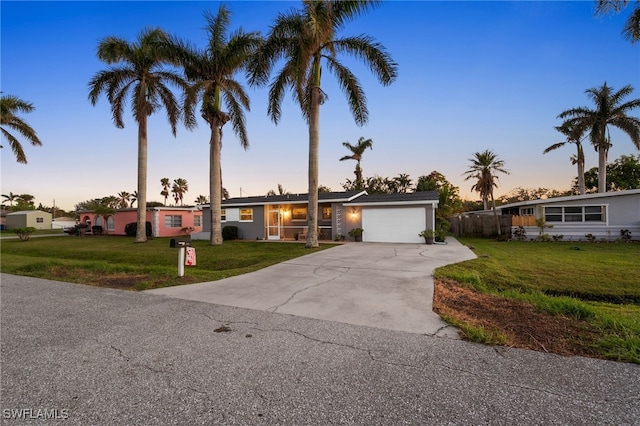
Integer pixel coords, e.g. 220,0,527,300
78,207,203,237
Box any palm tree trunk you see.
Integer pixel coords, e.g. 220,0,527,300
136,116,148,243
490,190,501,236
577,145,586,195
306,86,321,249
598,146,608,193
209,122,223,246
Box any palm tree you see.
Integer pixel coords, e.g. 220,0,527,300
130,191,138,208
172,178,188,206
463,149,509,235
175,5,262,246
544,119,587,195
93,203,116,235
2,192,19,207
115,191,131,209
88,28,190,243
339,136,373,190
595,0,640,44
394,173,412,193
249,0,397,248
194,195,209,204
160,177,171,205
558,82,640,193
0,94,42,164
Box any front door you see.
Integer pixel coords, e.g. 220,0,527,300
267,207,280,240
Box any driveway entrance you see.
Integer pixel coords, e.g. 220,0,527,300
147,238,477,336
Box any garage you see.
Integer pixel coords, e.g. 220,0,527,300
362,207,426,243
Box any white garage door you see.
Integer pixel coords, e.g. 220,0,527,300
362,207,426,243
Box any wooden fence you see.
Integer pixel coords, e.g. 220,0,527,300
449,215,513,238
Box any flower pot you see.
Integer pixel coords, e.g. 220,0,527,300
424,236,434,245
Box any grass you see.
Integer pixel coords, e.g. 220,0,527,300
435,238,640,363
0,235,335,290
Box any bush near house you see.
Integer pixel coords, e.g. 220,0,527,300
124,222,152,238
222,226,238,241
14,227,37,241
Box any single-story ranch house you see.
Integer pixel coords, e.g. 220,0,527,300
192,190,439,244
498,189,640,241
78,207,203,237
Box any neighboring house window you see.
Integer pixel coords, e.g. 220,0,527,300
519,207,534,216
240,208,253,222
165,215,182,227
322,206,332,220
107,216,115,230
544,206,606,223
194,215,202,227
221,209,226,222
36,217,44,223
292,207,307,221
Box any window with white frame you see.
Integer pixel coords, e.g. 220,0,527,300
240,208,253,221
164,215,182,227
36,217,44,223
194,215,202,227
519,207,534,216
544,206,606,223
221,209,226,221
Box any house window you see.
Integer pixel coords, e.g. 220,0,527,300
544,206,606,223
194,215,202,227
107,216,115,230
36,217,44,223
519,207,534,216
322,206,332,220
165,215,182,227
240,208,253,221
292,207,307,221
221,209,226,222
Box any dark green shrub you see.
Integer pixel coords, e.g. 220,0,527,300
222,225,238,241
91,225,103,235
124,222,152,237
14,227,37,241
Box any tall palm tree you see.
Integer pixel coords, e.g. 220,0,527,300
393,173,412,193
160,177,171,205
172,178,188,206
0,94,42,164
339,136,373,190
194,194,209,204
249,0,397,248
544,119,587,195
2,192,19,207
88,28,190,243
115,191,131,209
595,0,640,44
175,5,262,246
463,149,509,235
558,82,640,193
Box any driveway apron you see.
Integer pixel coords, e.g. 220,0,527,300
147,238,476,336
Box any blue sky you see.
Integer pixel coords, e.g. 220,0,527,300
1,1,638,210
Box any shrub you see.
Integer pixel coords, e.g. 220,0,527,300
585,233,596,242
222,225,238,241
552,234,564,242
14,227,37,241
92,225,103,235
124,222,152,238
619,229,632,241
512,226,527,241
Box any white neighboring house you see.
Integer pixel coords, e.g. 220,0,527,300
52,217,76,229
498,189,640,241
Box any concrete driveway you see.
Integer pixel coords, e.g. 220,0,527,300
147,238,477,336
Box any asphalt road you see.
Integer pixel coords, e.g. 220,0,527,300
1,273,638,425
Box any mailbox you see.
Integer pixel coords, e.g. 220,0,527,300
170,236,192,248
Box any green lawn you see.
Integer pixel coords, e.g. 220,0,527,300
1,236,335,290
435,238,640,363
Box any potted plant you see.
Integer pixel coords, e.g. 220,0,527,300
419,229,435,244
348,227,363,242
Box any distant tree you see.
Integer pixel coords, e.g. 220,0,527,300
2,192,19,207
115,191,131,209
463,149,509,235
130,191,138,208
595,0,640,44
393,173,413,193
267,183,290,197
415,171,463,219
339,136,373,190
544,119,587,195
498,187,571,204
0,94,42,164
89,28,190,243
171,178,188,206
318,185,332,193
558,82,640,193
578,154,640,192
194,195,208,204
161,178,171,205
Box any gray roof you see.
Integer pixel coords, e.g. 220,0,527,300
345,191,439,205
497,188,640,210
221,191,365,206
